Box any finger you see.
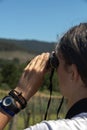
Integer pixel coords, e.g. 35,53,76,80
24,53,50,72
35,53,50,71
24,55,40,70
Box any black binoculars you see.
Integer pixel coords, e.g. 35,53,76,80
47,52,59,69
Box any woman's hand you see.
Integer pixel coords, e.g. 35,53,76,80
15,53,50,101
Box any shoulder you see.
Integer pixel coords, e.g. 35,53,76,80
42,113,87,130
24,113,87,130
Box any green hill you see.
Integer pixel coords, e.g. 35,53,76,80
0,38,56,62
0,38,56,54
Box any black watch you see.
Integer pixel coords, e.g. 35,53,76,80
0,96,20,116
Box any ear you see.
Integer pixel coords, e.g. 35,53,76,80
67,64,79,81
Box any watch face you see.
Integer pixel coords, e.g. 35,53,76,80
3,96,13,107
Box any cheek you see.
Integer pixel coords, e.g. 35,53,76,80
58,72,66,87
57,66,66,83
57,66,69,95
57,67,64,87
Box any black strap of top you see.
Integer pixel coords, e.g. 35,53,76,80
65,98,87,119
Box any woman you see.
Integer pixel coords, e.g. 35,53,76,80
0,23,87,130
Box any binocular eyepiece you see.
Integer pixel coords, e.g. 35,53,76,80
47,52,59,69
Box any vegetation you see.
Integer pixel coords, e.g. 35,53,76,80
0,58,60,92
0,58,26,89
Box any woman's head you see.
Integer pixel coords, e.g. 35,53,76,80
56,23,87,86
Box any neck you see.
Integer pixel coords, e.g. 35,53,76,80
67,87,87,110
65,98,87,119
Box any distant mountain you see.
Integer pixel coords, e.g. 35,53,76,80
0,38,56,54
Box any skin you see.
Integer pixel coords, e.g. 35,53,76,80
0,52,87,129
57,52,87,109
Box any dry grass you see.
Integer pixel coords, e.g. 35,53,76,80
0,51,36,62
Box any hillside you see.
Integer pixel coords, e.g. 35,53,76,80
0,38,56,62
0,51,35,63
0,38,56,54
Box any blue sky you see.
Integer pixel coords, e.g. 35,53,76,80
0,0,87,42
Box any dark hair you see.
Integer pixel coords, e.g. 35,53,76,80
56,23,87,86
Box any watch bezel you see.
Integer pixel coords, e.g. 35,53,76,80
2,96,14,107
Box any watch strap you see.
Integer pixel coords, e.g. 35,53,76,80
9,90,27,109
0,101,15,116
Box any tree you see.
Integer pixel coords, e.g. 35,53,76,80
1,62,21,89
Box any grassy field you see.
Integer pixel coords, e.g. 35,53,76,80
0,51,36,63
0,89,67,130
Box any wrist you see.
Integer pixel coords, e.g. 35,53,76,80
14,87,28,101
0,89,27,117
9,89,27,109
14,87,31,101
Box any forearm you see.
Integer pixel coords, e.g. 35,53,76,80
0,110,12,130
0,87,28,130
0,88,41,129
0,84,42,130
